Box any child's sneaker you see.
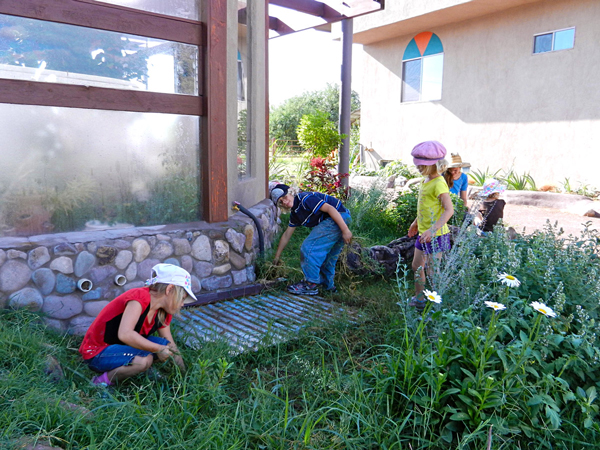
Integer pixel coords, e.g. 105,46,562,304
91,372,112,386
288,280,319,296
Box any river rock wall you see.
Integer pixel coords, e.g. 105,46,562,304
0,199,279,335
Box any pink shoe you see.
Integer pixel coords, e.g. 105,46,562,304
92,372,112,386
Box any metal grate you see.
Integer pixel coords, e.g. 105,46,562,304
176,291,356,353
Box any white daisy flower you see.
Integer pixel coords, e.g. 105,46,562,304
423,289,442,304
484,301,506,311
530,301,557,318
498,272,521,288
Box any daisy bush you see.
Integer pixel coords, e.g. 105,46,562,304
361,221,600,448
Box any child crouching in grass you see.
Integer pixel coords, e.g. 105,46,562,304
475,178,506,235
407,141,454,312
271,184,352,296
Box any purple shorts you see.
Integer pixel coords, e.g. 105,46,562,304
415,233,451,255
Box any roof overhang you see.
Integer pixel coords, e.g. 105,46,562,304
352,0,544,45
238,0,384,38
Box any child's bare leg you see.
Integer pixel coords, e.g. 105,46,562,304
424,252,442,284
412,248,426,298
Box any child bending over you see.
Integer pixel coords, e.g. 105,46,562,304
271,184,352,296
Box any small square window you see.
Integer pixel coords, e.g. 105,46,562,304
534,33,553,53
554,28,575,51
534,27,575,54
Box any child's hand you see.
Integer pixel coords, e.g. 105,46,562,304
420,229,433,243
342,229,353,244
408,222,418,237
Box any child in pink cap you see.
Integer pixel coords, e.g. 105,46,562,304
407,141,454,312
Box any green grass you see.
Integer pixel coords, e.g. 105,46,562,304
3,190,600,449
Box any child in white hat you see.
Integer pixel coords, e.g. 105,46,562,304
79,264,196,386
475,179,506,234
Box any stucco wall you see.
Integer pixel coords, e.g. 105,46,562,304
358,0,599,187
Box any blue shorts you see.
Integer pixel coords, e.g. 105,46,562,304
86,336,169,373
415,233,451,255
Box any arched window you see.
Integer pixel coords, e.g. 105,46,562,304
401,32,444,102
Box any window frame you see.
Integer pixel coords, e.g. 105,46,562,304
533,27,576,55
0,1,204,115
0,0,231,224
401,53,444,104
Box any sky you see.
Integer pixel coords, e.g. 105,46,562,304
268,28,364,107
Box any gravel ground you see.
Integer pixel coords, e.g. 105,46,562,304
503,203,600,237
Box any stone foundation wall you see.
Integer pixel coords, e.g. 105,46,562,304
0,199,279,335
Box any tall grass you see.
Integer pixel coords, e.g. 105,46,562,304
3,198,600,449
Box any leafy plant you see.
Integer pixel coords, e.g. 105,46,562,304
394,184,419,236
269,83,360,143
268,140,291,182
297,111,346,158
300,157,349,201
561,177,598,198
468,167,502,186
505,170,537,191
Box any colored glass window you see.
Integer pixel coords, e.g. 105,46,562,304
401,32,444,103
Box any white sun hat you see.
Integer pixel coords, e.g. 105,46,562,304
146,263,197,301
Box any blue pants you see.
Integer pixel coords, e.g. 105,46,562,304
300,212,351,290
87,336,169,373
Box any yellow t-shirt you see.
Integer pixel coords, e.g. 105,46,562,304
417,176,450,236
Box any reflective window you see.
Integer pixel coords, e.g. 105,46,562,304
238,22,250,179
401,32,444,103
0,104,200,237
534,33,553,53
534,28,575,54
94,0,199,21
0,14,198,95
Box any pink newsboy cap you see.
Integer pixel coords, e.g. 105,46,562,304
411,141,447,166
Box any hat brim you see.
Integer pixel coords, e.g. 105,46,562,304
448,162,471,168
183,286,197,301
413,157,440,166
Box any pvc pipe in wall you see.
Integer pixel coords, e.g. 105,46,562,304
114,274,127,286
77,278,93,292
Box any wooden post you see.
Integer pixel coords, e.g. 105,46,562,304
201,0,229,222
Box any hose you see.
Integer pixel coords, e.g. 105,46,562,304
232,202,265,258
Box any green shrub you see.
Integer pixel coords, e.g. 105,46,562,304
395,184,419,236
296,111,345,158
365,223,600,448
346,187,399,244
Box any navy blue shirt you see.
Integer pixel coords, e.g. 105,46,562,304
289,192,348,228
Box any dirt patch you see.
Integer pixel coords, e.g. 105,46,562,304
503,203,600,237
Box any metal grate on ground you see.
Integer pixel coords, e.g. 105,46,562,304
176,291,356,353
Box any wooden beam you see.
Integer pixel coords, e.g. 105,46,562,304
0,0,202,45
201,0,228,223
268,16,295,35
240,8,294,35
270,0,341,20
0,79,203,115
